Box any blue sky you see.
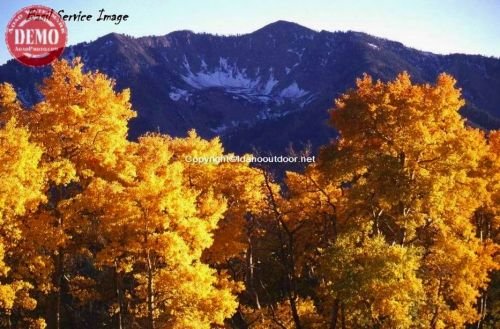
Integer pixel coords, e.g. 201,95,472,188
1,0,499,64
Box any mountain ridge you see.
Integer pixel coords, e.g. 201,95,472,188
1,21,499,154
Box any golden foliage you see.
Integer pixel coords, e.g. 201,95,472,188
0,60,497,329
0,117,46,316
317,72,499,328
0,59,246,328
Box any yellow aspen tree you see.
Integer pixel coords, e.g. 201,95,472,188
317,72,498,328
8,59,136,328
66,134,240,329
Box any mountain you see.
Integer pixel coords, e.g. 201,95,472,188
1,20,500,154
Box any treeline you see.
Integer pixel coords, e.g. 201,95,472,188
0,59,498,329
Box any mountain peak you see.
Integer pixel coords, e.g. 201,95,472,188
93,32,133,48
167,29,195,37
97,32,128,42
252,20,316,35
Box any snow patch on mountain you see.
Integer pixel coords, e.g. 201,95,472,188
280,82,309,98
179,57,310,108
181,58,307,98
182,57,262,90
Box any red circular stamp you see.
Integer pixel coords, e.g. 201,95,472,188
5,5,67,67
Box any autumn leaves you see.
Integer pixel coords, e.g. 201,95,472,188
317,73,499,328
0,60,498,328
0,59,253,328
